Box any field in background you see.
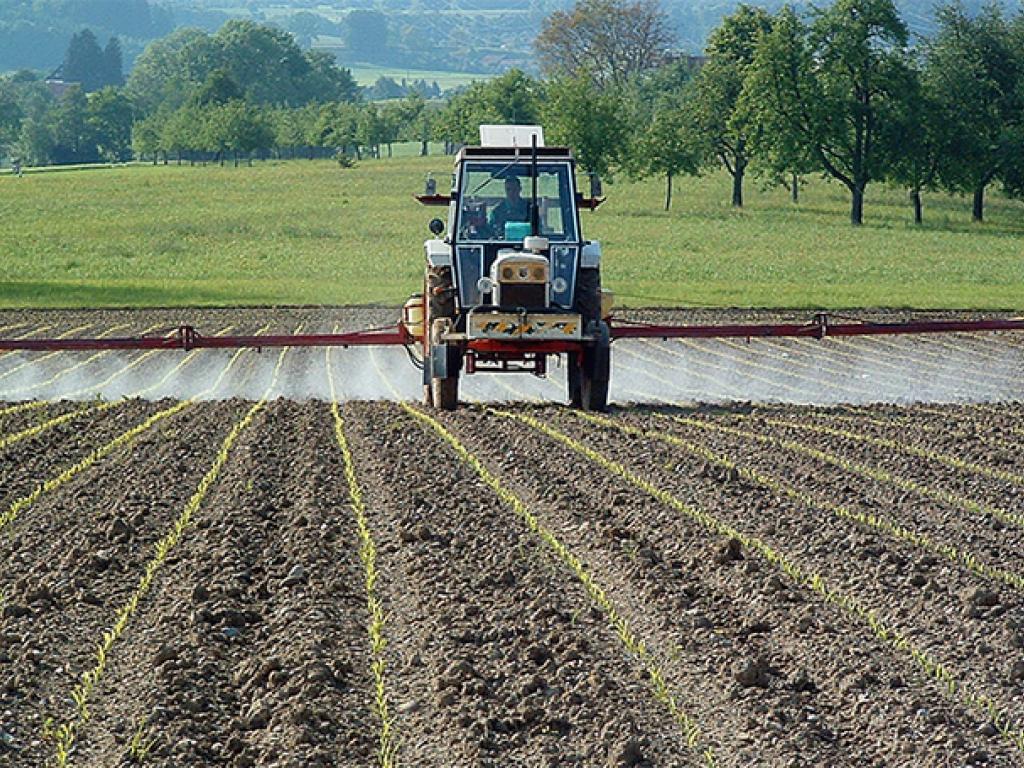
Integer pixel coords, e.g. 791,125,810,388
1,152,1023,309
325,61,490,90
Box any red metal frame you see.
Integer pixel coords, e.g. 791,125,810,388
1,313,1023,354
608,313,1024,340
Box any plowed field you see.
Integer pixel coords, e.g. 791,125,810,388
1,309,1023,768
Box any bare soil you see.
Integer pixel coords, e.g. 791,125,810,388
0,308,1022,768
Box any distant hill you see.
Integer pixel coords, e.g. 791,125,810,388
3,0,1022,77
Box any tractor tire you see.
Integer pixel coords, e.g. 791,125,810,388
566,352,582,407
424,266,456,408
427,266,456,320
431,373,459,411
576,267,602,327
579,321,610,412
428,318,460,411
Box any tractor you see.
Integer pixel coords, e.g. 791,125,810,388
405,125,612,411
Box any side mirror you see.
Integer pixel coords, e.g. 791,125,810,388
589,172,603,198
429,218,445,236
424,174,437,196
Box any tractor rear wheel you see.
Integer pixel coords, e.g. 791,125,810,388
578,321,610,412
576,267,602,326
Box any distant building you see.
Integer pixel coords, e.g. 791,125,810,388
44,78,79,99
44,66,80,99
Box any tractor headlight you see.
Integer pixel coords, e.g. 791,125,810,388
552,277,568,294
477,276,495,294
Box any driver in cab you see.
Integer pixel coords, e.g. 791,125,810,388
489,176,530,236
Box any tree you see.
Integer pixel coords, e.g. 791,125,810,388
632,91,701,210
190,67,243,107
51,85,96,164
542,75,627,177
127,28,220,115
880,61,945,224
685,6,774,207
87,87,134,161
436,70,542,146
63,29,107,92
924,4,1023,222
15,117,54,166
740,1,913,225
103,36,124,87
535,0,675,88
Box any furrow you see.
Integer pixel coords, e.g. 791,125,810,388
669,413,1024,533
0,341,252,537
760,415,1024,491
586,411,1024,593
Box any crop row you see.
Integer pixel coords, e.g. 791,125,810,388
326,346,396,768
47,344,292,766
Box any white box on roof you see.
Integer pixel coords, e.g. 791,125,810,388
479,124,545,148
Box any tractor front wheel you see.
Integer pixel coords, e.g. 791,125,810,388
428,318,460,411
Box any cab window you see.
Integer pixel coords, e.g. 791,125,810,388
457,162,578,243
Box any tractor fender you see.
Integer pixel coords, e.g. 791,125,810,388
425,238,452,268
581,241,602,268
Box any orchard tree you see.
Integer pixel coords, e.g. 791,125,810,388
880,61,945,224
535,0,675,88
924,4,1023,222
741,1,913,225
542,75,627,177
632,91,701,210
87,87,134,161
686,5,774,207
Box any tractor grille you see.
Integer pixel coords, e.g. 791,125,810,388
498,283,546,308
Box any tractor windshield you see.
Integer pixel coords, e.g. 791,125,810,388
457,162,578,243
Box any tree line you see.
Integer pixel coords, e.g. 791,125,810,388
529,0,1024,225
4,0,1024,225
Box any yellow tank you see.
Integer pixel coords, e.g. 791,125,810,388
402,294,425,340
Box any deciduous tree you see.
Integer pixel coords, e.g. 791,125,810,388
535,0,675,88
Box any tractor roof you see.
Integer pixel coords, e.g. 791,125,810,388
455,146,575,163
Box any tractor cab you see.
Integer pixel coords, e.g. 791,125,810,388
411,125,610,411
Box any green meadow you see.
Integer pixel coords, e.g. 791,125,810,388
1,153,1022,309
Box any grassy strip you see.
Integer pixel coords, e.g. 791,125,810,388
0,339,249,536
762,416,1024,489
502,410,1024,755
582,411,1024,593
398,400,715,766
50,343,290,766
673,415,1024,532
326,348,397,768
5,159,1024,309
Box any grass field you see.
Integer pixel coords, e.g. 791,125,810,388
318,60,491,90
1,152,1023,309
